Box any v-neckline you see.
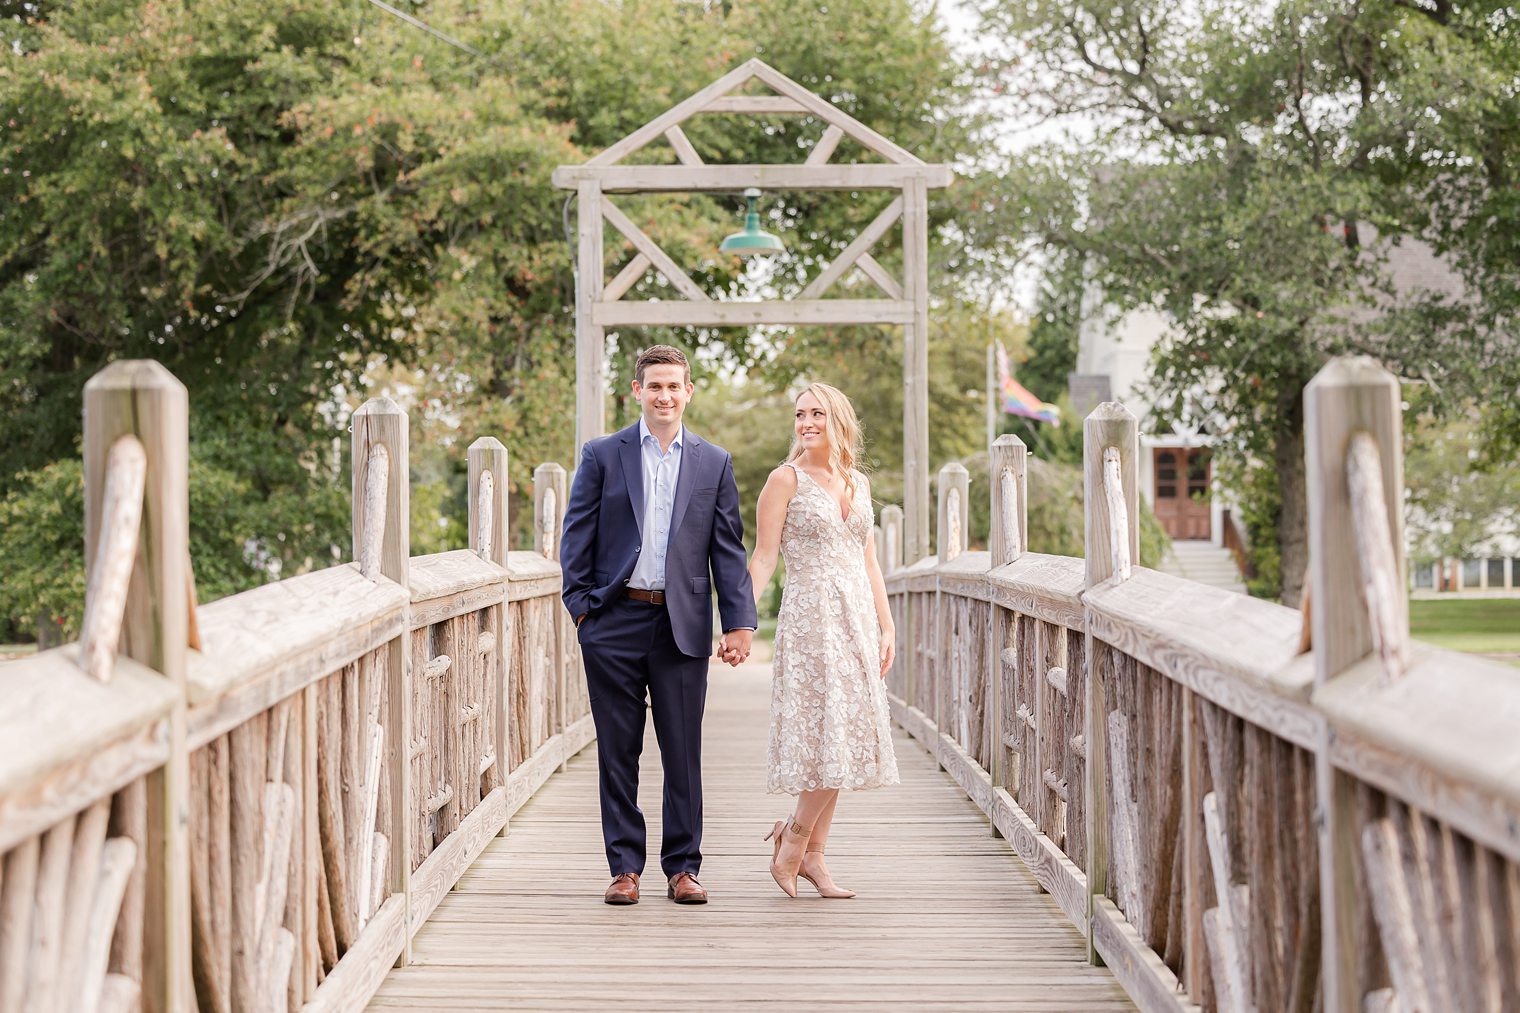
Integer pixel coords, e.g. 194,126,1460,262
795,464,853,525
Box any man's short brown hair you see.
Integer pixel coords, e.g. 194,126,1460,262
634,344,691,385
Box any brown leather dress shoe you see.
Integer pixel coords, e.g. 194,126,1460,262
667,872,708,904
604,873,639,905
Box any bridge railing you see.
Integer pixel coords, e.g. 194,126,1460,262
881,356,1520,1013
0,361,587,1013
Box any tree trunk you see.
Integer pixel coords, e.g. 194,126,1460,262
1274,382,1309,608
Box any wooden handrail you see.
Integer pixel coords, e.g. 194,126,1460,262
77,434,147,683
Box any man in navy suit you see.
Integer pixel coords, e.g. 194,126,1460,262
560,344,756,906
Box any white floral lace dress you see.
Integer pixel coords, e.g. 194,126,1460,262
766,464,900,795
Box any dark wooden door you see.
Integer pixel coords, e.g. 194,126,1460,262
1153,448,1211,540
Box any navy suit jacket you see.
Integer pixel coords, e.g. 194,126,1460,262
560,422,757,658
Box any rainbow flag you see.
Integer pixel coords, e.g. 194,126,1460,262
995,341,1060,424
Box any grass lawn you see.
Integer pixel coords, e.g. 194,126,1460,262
1409,598,1520,662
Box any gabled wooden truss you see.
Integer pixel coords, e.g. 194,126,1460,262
554,58,952,561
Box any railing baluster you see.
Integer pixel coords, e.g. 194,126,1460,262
1082,400,1138,963
350,396,411,963
82,360,193,1012
1305,356,1406,1012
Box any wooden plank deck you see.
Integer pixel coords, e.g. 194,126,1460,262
370,661,1132,1011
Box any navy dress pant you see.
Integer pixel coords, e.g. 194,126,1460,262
577,594,708,879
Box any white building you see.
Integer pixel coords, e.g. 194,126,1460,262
1073,235,1517,596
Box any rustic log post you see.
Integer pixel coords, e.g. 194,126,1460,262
83,360,193,1013
989,435,1028,569
575,181,607,453
936,463,970,565
880,504,904,575
468,438,509,570
987,436,1025,806
1304,356,1406,1013
1081,401,1138,963
903,178,932,564
534,463,567,563
535,462,570,769
350,397,412,963
932,465,970,769
879,504,908,706
468,437,511,831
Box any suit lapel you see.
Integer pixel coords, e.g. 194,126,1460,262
668,428,703,539
618,424,645,537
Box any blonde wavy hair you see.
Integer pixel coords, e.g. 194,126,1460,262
787,382,865,501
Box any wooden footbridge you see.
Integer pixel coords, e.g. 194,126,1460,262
3,355,1518,1013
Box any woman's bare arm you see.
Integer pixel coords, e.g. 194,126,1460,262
747,465,797,612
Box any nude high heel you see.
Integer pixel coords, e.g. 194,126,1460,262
763,818,809,898
799,847,856,899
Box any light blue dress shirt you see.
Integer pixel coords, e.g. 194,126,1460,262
627,418,682,591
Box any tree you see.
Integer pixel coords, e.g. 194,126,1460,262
0,0,991,638
977,0,1520,604
1404,407,1520,564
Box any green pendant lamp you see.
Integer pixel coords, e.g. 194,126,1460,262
719,188,785,258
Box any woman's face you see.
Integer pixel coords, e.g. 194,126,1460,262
795,390,829,451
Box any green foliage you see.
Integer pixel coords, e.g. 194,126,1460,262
0,459,84,641
1403,407,1520,564
0,447,348,637
0,0,990,640
979,0,1520,604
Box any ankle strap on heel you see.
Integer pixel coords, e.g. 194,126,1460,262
787,818,811,838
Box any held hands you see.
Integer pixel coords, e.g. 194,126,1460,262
879,624,897,679
716,628,754,667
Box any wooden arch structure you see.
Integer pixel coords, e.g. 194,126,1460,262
552,58,953,562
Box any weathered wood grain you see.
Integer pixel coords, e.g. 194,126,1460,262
1314,646,1520,863
1083,569,1318,750
410,551,505,607
574,177,605,447
77,435,147,685
0,650,174,854
1091,897,1201,1013
407,788,508,936
989,435,1028,568
304,896,406,1013
80,360,194,1013
185,563,406,713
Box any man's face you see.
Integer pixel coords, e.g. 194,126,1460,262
632,363,694,428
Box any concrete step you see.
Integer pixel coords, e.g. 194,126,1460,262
1158,542,1247,595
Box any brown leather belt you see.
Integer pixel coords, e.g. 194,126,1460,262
623,587,666,605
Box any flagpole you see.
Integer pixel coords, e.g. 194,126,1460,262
986,343,996,453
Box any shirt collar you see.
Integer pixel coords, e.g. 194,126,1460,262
638,417,683,451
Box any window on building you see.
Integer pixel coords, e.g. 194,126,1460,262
1156,451,1177,499
1489,557,1507,589
1462,558,1483,588
1413,563,1434,589
1186,451,1211,502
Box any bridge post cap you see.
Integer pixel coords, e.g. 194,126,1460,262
353,395,406,418
1083,400,1137,425
938,462,971,477
1306,355,1399,392
991,434,1027,450
468,436,506,452
534,461,567,477
83,359,187,396
881,504,904,519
